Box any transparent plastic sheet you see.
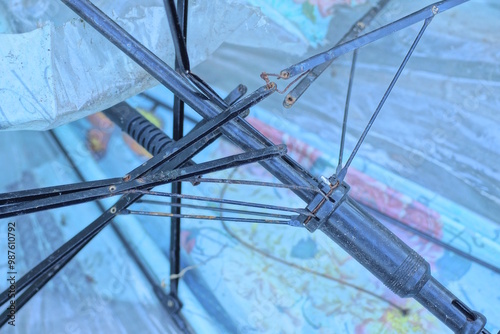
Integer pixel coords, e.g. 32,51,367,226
1,0,499,332
0,0,313,131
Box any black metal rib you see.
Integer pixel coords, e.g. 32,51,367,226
223,84,247,105
163,0,190,72
0,144,287,319
0,116,222,219
123,209,292,225
50,2,490,332
0,195,130,324
127,83,275,181
186,72,227,106
0,177,120,205
143,144,286,183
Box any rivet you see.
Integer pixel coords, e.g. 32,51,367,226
280,71,290,79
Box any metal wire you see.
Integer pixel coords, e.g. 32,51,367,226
135,199,296,220
333,17,433,184
283,0,390,108
336,49,358,176
179,177,328,200
167,0,190,303
129,189,315,217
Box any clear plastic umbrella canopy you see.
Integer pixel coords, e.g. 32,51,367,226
0,0,498,333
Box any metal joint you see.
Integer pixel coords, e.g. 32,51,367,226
155,286,183,314
300,181,350,232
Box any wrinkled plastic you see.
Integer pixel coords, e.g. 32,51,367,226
0,0,312,131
